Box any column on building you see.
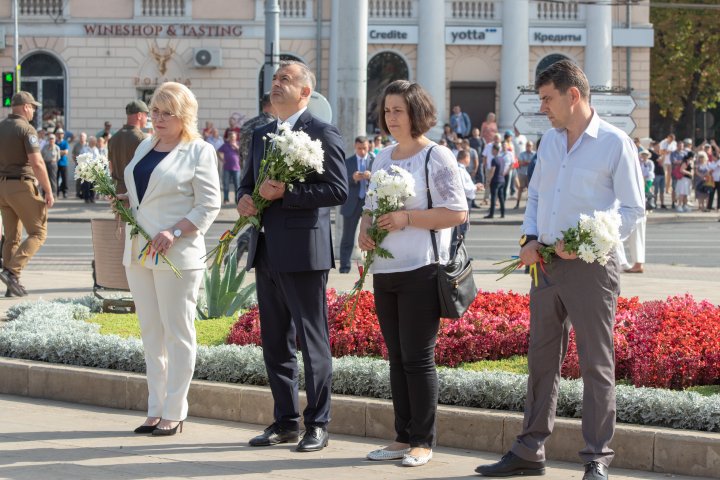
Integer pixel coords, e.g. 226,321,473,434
585,3,613,88
499,0,529,133
328,0,340,120
417,0,445,137
334,0,367,152
330,0,368,253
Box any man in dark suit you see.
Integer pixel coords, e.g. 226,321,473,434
237,61,347,452
339,136,373,273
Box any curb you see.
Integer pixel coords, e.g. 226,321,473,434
1,357,718,478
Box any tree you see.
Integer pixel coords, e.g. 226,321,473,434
650,1,720,138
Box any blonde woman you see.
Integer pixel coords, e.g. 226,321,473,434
123,82,221,435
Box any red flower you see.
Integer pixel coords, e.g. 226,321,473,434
226,289,720,389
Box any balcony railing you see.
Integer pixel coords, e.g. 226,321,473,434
19,0,64,17
368,0,416,19
281,0,311,18
448,1,498,21
532,1,584,22
140,0,187,17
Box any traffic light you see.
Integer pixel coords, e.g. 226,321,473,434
2,72,14,107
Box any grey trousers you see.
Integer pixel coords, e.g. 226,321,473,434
511,254,620,467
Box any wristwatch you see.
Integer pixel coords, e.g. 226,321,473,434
519,234,538,247
173,228,182,238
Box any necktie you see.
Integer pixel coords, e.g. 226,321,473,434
358,156,366,199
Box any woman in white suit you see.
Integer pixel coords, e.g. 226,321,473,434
123,82,221,436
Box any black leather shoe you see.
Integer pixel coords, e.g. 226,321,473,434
249,423,299,447
296,426,329,452
475,451,545,477
582,461,608,480
134,421,160,434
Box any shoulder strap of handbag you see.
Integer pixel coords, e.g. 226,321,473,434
424,145,465,264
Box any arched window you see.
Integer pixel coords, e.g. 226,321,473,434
366,51,409,133
20,52,66,130
535,53,570,80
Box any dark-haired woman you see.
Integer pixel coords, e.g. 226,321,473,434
358,80,467,467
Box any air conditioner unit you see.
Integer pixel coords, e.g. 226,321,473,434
193,48,222,68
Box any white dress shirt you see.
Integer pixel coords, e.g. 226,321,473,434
277,107,307,129
522,110,645,244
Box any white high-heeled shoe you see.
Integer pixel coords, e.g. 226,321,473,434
402,450,433,467
366,447,410,461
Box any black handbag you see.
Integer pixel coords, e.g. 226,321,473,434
424,146,478,319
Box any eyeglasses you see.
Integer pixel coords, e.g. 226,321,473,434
150,108,178,121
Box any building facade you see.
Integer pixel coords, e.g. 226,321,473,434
0,0,653,138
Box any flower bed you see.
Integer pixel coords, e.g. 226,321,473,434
228,290,720,390
1,297,719,432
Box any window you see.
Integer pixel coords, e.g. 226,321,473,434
535,54,570,80
366,51,410,133
20,52,66,130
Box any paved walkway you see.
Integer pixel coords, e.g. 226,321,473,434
0,395,703,480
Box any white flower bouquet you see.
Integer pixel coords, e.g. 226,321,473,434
74,153,182,277
206,122,325,265
345,165,416,318
495,209,622,286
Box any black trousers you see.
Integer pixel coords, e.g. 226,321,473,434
708,181,720,210
255,236,332,430
57,165,68,195
489,180,506,217
339,199,363,271
373,264,440,448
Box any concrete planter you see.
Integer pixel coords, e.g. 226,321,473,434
1,357,718,479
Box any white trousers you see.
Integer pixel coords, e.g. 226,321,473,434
126,265,204,421
616,216,646,268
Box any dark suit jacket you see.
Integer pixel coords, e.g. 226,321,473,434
340,153,374,217
238,110,348,272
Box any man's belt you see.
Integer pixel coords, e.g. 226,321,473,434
0,175,34,181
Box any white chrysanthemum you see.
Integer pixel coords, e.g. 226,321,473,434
74,153,109,183
366,165,415,211
577,243,597,263
573,209,621,265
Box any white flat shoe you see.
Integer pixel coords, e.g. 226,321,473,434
366,447,410,461
402,450,433,467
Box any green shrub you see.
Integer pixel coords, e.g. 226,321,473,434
197,250,256,319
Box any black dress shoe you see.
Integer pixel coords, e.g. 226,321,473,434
475,451,545,477
134,422,160,434
483,214,494,219
582,461,608,480
296,425,329,452
152,421,183,436
249,423,299,447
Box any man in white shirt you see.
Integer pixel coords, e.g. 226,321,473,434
476,60,644,480
659,133,676,194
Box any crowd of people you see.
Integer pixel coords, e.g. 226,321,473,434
644,134,720,214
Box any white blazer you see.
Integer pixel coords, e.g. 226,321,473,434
123,136,221,270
